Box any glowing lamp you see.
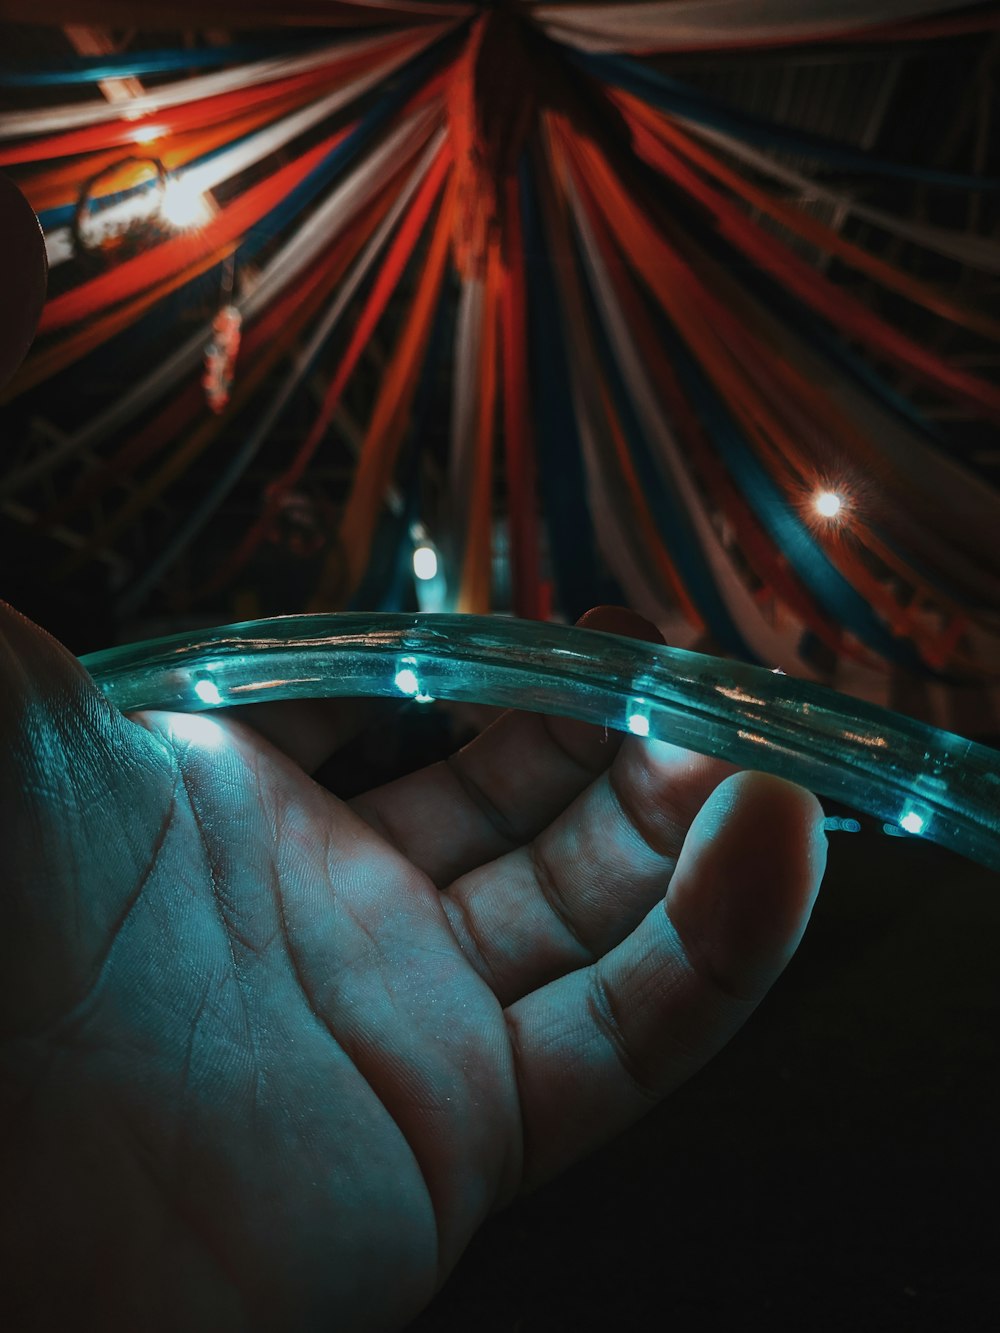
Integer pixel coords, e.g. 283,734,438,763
627,713,650,737
413,545,438,581
814,491,843,519
900,811,925,835
161,178,212,230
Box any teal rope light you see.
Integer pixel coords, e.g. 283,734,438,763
80,613,1000,872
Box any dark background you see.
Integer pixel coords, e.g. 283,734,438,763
408,813,999,1332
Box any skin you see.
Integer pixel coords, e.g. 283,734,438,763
0,601,827,1331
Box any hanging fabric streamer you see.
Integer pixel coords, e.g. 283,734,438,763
2,1,998,705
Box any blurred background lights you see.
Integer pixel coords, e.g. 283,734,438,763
413,545,438,581
160,177,213,229
814,490,844,519
194,677,222,705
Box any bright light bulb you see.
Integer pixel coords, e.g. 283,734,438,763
394,668,420,697
814,491,843,520
627,713,650,737
194,678,222,706
413,545,438,581
161,178,212,229
900,811,925,835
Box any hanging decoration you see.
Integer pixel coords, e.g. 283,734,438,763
1,0,999,731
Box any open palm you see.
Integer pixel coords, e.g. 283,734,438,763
0,603,826,1331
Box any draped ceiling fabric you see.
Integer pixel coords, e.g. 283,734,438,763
1,1,999,729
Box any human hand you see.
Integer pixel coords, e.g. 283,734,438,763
0,602,827,1332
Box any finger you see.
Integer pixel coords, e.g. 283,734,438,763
0,602,177,1032
349,606,665,887
503,772,827,1190
441,736,736,1004
221,696,392,774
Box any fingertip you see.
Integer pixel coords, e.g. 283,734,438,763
576,605,665,646
666,770,828,1002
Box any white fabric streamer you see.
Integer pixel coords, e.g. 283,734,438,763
45,36,431,268
565,173,815,673
682,122,1000,275
115,128,447,614
0,106,441,498
530,0,981,53
0,31,430,139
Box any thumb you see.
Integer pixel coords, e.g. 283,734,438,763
0,602,175,1036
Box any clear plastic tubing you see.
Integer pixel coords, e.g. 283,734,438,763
80,613,1000,872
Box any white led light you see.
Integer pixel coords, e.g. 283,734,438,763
194,678,222,706
900,811,925,835
394,668,420,697
413,545,438,582
627,713,650,738
814,491,843,519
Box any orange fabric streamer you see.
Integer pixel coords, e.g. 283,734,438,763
615,91,1000,345
447,8,536,279
310,170,458,610
2,242,237,401
39,125,351,332
19,86,324,214
206,140,453,598
553,116,961,665
55,232,356,578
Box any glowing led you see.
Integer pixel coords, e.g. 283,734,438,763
131,125,165,144
413,545,438,581
194,678,222,706
394,668,420,697
814,491,843,519
161,178,213,229
627,713,650,738
900,811,925,835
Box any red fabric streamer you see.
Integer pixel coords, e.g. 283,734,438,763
35,230,360,534
498,173,544,620
617,114,1000,421
204,140,454,594
0,39,409,167
38,126,352,332
0,2,472,27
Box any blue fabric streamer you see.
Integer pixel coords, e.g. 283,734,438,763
0,39,334,87
47,32,456,394
519,153,620,623
572,51,1000,192
572,229,758,661
349,261,457,613
620,152,980,612
643,297,938,673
